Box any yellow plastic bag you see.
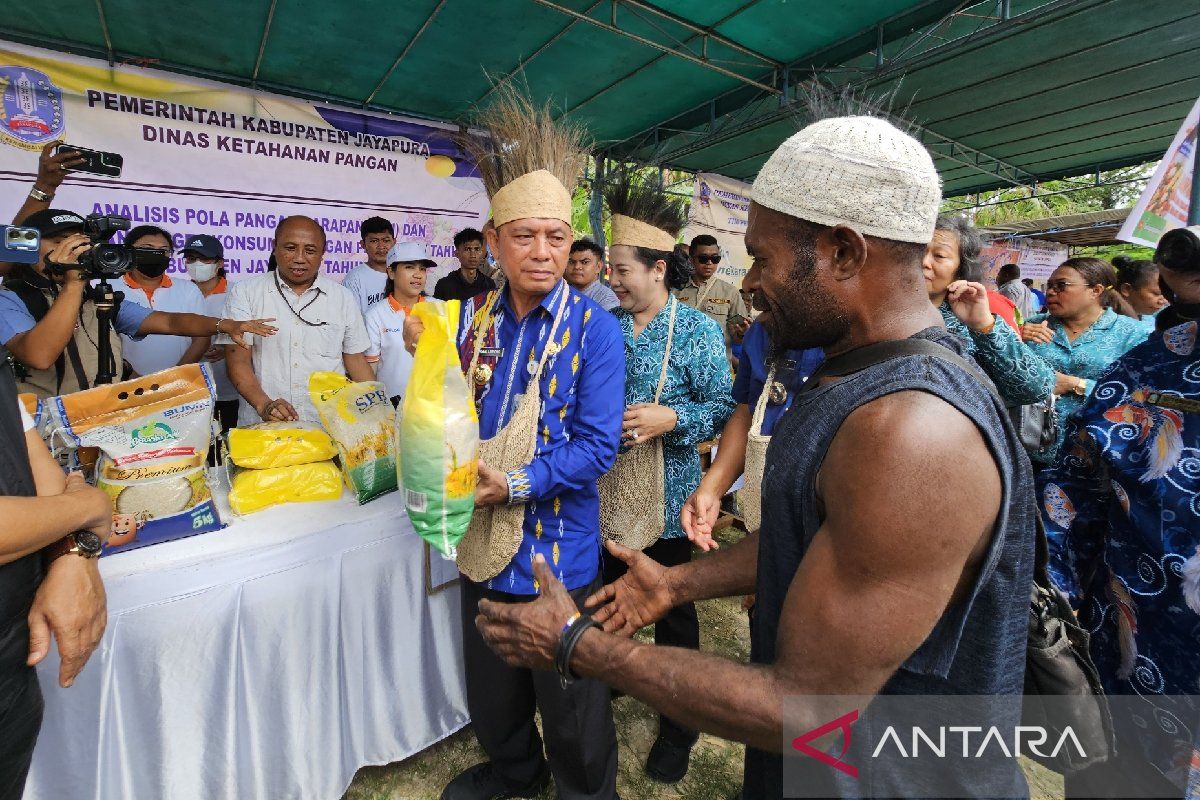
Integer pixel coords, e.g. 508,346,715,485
308,372,398,504
228,422,337,470
229,460,342,515
399,299,479,555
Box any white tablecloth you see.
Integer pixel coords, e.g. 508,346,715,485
23,489,469,800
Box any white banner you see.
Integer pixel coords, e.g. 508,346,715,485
682,172,752,286
0,42,489,284
1117,95,1200,248
979,238,1069,284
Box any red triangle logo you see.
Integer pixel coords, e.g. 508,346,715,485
791,709,860,778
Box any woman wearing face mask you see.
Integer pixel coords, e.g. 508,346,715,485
1114,255,1169,336
182,235,239,433
1040,227,1200,799
598,175,734,784
1019,257,1144,466
364,241,432,407
118,225,210,379
923,215,1056,406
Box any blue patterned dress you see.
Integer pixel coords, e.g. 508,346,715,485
614,297,735,540
939,303,1055,407
1041,318,1200,790
1025,309,1150,463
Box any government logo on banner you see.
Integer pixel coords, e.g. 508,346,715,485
0,66,65,149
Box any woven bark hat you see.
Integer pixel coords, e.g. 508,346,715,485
604,170,687,252
751,115,941,244
458,84,589,228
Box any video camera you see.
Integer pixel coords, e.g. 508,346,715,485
45,213,170,280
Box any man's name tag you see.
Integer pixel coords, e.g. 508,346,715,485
479,347,504,359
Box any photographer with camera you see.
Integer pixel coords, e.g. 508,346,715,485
0,209,277,398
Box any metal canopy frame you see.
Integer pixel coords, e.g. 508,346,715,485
608,0,1095,191
0,0,1187,200
529,0,782,95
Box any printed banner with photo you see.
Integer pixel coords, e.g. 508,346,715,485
683,172,752,287
0,41,489,284
1117,95,1200,248
979,238,1068,284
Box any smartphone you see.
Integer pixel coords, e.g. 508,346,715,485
54,144,123,177
0,225,40,264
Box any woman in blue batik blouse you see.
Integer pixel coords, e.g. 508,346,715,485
1041,226,1200,799
1020,257,1146,466
598,176,734,784
923,215,1056,407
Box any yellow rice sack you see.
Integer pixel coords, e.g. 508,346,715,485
399,299,479,556
228,422,337,469
309,372,398,504
228,460,343,515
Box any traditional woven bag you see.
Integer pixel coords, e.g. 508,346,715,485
599,299,678,551
738,363,775,533
456,290,568,581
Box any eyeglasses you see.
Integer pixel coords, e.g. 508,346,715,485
1044,280,1089,293
696,255,721,265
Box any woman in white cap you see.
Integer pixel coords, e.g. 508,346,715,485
363,241,431,407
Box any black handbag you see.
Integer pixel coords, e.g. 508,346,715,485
1011,396,1058,457
804,337,1113,774
1022,515,1115,774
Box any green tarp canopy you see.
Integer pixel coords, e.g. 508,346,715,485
2,0,1196,196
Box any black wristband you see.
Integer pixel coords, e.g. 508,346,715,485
555,614,599,684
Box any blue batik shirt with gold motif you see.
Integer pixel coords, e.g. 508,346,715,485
458,280,625,595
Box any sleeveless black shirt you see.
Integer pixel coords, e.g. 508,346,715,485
744,328,1035,799
0,347,42,679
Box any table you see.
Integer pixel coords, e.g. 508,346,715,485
23,488,469,800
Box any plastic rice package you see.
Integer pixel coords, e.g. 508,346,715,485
399,299,479,556
51,364,222,553
228,460,343,515
17,392,41,429
228,421,337,470
309,372,398,504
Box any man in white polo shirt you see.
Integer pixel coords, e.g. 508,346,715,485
118,225,209,378
221,215,374,425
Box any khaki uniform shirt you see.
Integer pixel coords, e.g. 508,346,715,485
675,276,748,345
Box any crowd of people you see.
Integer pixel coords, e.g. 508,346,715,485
0,90,1198,800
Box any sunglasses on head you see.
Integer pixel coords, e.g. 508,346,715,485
696,254,721,265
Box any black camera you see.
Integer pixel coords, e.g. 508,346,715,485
1155,226,1200,274
51,213,170,279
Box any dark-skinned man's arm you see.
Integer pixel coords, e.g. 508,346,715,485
481,389,1002,753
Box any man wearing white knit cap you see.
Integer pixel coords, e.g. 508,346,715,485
474,114,1037,800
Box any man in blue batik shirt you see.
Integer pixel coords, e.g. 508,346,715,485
408,169,625,800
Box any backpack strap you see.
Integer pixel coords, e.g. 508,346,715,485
800,337,1002,406
801,335,1052,585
